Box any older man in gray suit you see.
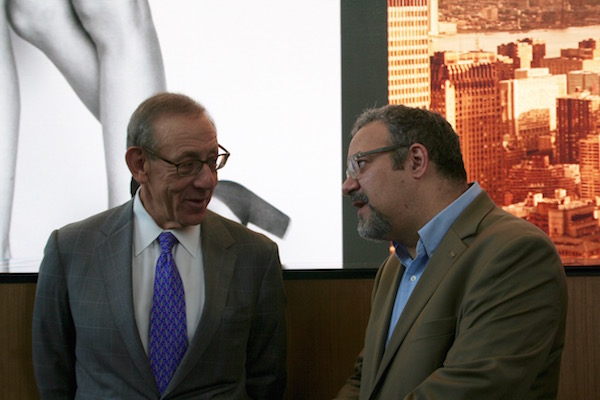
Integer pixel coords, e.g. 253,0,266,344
32,92,287,399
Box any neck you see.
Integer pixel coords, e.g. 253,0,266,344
424,179,468,219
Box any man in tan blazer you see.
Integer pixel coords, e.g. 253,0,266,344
335,105,567,399
33,93,287,399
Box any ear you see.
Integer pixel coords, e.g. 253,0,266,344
125,147,149,185
407,143,428,179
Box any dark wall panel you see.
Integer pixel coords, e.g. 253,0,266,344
341,0,391,268
2,275,599,399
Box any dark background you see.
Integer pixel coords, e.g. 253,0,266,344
341,0,391,268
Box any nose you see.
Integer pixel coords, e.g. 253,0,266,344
192,164,218,188
342,174,359,196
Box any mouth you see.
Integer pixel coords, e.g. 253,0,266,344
352,200,367,210
185,197,210,208
350,192,369,210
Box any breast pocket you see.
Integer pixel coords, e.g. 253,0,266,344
408,316,457,369
219,305,252,349
410,316,457,342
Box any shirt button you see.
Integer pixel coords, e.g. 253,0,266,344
410,275,417,282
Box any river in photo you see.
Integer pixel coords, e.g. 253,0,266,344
432,25,600,57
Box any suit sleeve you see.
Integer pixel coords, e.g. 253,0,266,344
333,351,363,399
407,232,567,399
32,230,77,399
245,241,287,399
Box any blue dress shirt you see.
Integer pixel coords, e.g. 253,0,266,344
386,182,482,344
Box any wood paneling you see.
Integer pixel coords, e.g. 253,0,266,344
1,275,599,399
558,276,600,400
0,283,38,400
284,278,373,400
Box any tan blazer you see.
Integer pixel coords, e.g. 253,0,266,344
33,201,287,399
336,191,567,400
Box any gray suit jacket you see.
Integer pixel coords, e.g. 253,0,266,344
336,191,567,400
33,201,286,399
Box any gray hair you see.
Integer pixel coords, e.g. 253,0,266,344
126,92,215,150
351,104,467,182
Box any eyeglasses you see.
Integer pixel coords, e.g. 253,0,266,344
143,144,230,177
346,144,407,180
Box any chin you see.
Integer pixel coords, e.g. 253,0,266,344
357,226,383,242
179,210,207,227
357,222,392,243
358,232,388,243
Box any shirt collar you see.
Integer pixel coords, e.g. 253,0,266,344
132,191,201,258
394,182,482,263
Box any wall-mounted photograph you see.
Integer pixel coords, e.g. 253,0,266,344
387,0,600,267
1,0,342,272
2,0,600,272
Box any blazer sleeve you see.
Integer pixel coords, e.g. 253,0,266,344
32,230,77,399
333,351,363,399
245,240,287,399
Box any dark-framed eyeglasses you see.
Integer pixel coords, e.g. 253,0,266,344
143,144,230,177
346,144,407,180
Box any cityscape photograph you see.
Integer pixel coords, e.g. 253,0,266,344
388,0,600,265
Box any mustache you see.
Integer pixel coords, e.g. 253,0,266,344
350,192,369,204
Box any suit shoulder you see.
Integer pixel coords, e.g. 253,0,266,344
469,206,561,261
488,206,551,238
54,202,132,238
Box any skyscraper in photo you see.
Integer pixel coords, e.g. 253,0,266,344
387,0,431,108
498,40,533,72
556,92,600,164
568,70,600,95
430,51,505,203
579,134,600,199
499,68,567,159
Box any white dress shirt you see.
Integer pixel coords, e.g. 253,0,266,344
131,192,205,354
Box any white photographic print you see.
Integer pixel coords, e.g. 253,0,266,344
2,1,343,271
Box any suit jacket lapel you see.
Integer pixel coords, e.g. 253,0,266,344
366,258,403,377
167,211,237,392
380,232,467,364
370,192,496,397
97,201,157,391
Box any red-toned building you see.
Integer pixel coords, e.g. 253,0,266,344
431,51,506,203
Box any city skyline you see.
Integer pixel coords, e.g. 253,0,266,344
438,0,600,33
388,0,600,265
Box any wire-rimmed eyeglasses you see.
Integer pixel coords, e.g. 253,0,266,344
143,144,230,177
346,144,407,180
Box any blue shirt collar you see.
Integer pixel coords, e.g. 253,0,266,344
394,182,482,265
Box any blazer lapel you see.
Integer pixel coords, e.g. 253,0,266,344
380,232,467,360
370,191,496,397
363,258,404,385
97,202,157,391
166,211,237,392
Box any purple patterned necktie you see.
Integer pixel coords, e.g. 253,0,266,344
149,232,188,394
